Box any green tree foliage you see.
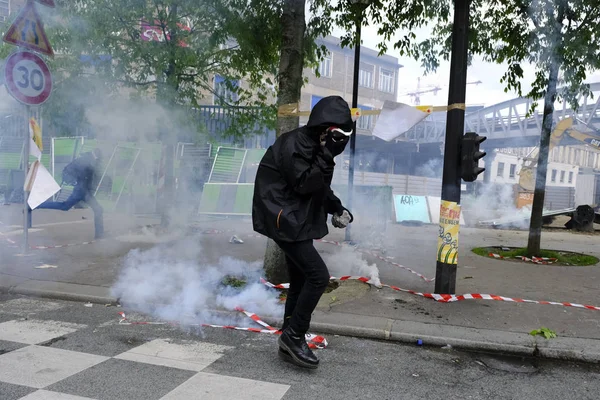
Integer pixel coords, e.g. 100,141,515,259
62,0,287,134
0,0,290,137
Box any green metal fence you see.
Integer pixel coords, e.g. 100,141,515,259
198,183,254,215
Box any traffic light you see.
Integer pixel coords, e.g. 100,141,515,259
461,132,487,182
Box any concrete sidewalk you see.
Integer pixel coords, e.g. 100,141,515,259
2,205,600,362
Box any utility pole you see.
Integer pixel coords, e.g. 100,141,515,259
345,0,371,242
434,0,471,294
345,17,361,242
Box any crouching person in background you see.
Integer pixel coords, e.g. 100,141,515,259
37,148,104,239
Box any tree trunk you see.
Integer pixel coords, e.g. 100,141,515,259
526,60,560,256
263,0,306,284
275,0,305,137
158,4,179,228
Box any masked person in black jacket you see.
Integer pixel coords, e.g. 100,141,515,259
253,96,354,369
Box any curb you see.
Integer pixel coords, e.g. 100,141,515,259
2,281,600,364
0,280,117,306
3,286,117,305
258,315,538,356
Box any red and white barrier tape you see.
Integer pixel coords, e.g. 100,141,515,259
489,253,558,265
262,276,600,312
515,255,558,264
117,308,329,349
1,236,17,246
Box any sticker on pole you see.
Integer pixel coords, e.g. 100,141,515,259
4,51,53,105
437,201,461,265
2,1,54,57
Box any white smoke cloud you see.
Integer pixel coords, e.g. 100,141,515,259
463,183,532,228
415,158,443,178
111,236,284,329
111,231,384,331
323,245,381,287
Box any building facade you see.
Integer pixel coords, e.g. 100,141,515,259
205,35,403,134
1,0,25,22
486,143,600,190
299,36,403,134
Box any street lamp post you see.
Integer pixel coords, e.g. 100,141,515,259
345,0,371,242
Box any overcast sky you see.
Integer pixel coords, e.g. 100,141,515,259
331,23,600,108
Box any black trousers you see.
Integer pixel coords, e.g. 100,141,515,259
276,240,330,335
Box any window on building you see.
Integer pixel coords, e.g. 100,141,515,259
568,171,574,183
310,95,323,109
379,68,394,93
0,0,8,22
560,170,565,183
318,53,332,77
509,164,516,178
213,75,239,104
357,104,372,130
569,148,574,164
497,162,505,177
551,169,557,182
359,68,373,88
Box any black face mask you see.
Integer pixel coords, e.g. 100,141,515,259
325,131,350,156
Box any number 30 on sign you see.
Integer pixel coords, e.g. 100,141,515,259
3,51,52,106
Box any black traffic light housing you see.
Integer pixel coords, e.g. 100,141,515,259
461,132,487,182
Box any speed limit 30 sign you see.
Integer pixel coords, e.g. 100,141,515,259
4,50,53,105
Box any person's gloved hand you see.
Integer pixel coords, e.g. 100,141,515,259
332,210,352,228
316,147,334,181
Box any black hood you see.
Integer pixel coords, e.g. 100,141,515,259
307,96,353,134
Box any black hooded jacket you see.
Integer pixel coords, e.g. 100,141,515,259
252,96,353,242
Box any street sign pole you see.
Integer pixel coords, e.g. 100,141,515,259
2,0,55,254
23,105,30,254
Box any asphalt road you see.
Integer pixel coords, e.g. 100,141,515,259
0,294,598,400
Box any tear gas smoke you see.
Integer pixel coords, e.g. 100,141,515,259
111,229,382,329
463,183,532,228
415,158,443,178
323,245,382,287
111,235,284,328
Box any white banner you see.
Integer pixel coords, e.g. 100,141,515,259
25,161,61,210
372,101,431,142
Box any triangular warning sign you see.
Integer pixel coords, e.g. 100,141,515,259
2,2,54,57
36,0,56,7
36,0,55,7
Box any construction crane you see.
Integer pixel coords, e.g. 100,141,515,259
518,117,600,193
401,78,483,105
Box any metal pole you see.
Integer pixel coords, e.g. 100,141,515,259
114,148,141,210
345,12,362,242
434,0,471,294
23,106,31,254
95,145,117,196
